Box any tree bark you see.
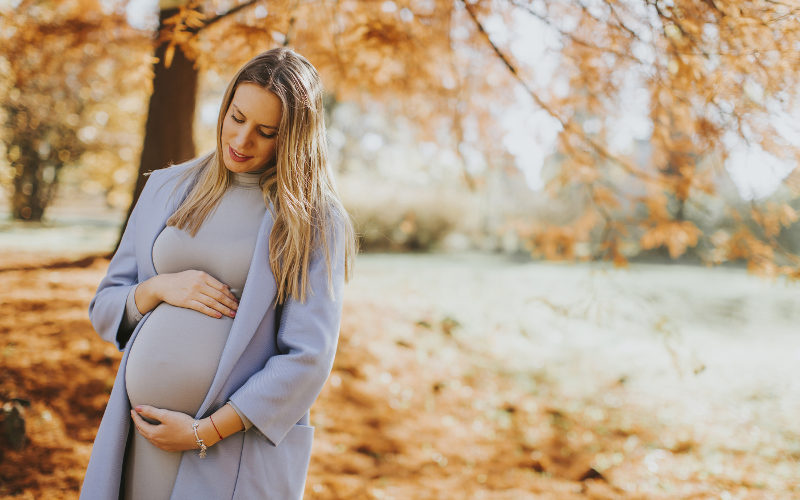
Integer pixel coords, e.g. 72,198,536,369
10,138,51,222
5,104,77,222
112,8,197,254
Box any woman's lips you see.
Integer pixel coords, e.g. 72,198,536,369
228,145,253,162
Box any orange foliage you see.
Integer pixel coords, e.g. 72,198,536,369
640,220,701,259
726,228,777,275
494,0,800,273
4,0,800,276
1,0,152,218
751,203,799,239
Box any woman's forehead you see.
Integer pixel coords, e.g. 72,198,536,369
231,83,282,127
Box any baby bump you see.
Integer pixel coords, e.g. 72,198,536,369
125,303,233,416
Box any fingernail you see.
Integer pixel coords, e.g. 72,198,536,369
135,406,142,412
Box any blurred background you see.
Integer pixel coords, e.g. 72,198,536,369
1,0,800,498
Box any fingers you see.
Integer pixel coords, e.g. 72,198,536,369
134,404,163,424
194,273,239,318
131,408,156,439
131,406,171,446
190,290,235,318
205,278,239,304
188,295,235,319
131,409,175,451
165,271,240,318
199,287,239,315
188,299,225,319
130,406,195,452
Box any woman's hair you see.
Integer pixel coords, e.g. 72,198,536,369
166,47,357,305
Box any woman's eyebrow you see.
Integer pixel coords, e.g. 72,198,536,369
232,104,278,130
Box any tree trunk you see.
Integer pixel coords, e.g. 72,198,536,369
113,7,197,253
9,136,60,222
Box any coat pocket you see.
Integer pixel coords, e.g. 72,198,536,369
231,423,314,500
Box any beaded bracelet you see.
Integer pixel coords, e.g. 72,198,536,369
192,420,207,458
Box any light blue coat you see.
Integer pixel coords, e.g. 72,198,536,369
79,158,346,500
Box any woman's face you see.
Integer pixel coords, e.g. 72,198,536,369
221,82,282,173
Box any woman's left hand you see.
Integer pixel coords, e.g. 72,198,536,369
130,405,199,452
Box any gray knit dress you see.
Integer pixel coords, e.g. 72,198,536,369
121,169,266,500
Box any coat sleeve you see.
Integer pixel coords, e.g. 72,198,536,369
87,172,159,351
228,212,347,446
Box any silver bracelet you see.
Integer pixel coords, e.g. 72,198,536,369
192,420,207,458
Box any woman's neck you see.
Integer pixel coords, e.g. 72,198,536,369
230,168,266,188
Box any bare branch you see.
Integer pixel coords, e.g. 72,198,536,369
187,0,260,34
510,0,646,65
605,1,643,41
459,0,656,184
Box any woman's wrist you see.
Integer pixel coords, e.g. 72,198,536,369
134,275,165,314
195,404,246,448
197,418,221,447
144,274,165,302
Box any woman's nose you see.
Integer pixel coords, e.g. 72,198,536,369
234,128,253,148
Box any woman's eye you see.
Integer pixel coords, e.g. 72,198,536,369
232,114,244,123
259,131,277,139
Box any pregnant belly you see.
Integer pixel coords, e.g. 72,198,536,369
125,303,233,417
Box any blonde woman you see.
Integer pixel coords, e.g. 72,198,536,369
80,47,357,500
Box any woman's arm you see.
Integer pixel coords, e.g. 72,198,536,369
228,215,347,446
130,402,244,452
88,178,148,350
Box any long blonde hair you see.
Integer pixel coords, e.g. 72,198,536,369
166,48,356,304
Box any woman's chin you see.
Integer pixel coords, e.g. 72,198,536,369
223,158,252,173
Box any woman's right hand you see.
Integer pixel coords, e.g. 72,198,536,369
135,270,239,319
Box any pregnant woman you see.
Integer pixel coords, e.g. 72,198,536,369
80,48,357,500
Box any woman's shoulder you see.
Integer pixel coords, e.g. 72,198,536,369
142,153,210,198
314,200,347,233
147,154,208,184
314,201,350,250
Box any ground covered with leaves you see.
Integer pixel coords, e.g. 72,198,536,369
1,252,797,499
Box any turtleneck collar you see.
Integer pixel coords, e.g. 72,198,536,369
230,168,267,188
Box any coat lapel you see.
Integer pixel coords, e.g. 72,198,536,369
196,203,277,417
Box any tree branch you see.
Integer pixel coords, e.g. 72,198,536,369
604,1,643,41
459,0,656,184
187,0,261,34
646,0,711,59
510,0,646,65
